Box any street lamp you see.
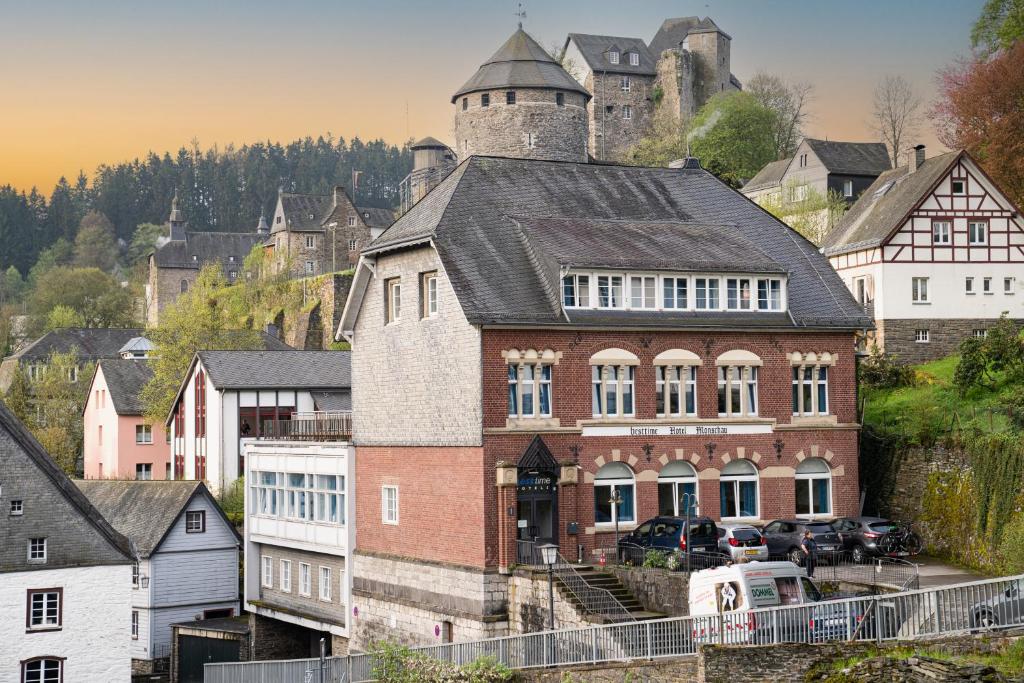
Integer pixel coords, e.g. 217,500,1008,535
539,543,559,631
609,488,623,550
680,492,699,573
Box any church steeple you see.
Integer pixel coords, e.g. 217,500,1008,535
256,209,270,236
168,190,186,241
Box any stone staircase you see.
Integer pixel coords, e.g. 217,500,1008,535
558,565,666,622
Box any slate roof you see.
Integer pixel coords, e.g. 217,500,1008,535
0,399,134,562
804,139,892,176
566,33,657,75
743,158,792,192
821,151,961,256
75,480,238,558
119,337,155,356
153,231,262,269
356,206,395,232
312,391,351,412
412,136,449,149
97,359,153,416
275,193,333,234
198,350,351,389
516,217,784,273
453,28,590,101
649,16,729,56
9,328,144,362
363,156,871,330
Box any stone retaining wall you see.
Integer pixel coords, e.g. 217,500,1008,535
518,658,699,682
508,568,591,634
606,566,690,616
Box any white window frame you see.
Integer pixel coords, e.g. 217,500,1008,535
596,275,623,309
135,463,152,481
969,220,988,245
973,329,988,339
562,274,591,308
717,365,758,417
984,277,993,294
608,50,619,64
304,260,315,275
594,463,635,527
347,215,356,227
132,610,139,640
280,559,292,592
1006,277,1016,294
966,277,975,295
658,464,699,516
386,278,401,323
952,179,966,194
620,76,631,92
792,365,829,416
695,277,720,310
628,275,656,309
507,362,553,418
305,235,316,249
299,563,311,597
382,485,399,525
795,459,832,518
135,424,153,444
423,272,438,317
28,589,61,630
915,329,930,343
656,365,697,417
185,510,205,533
843,180,853,198
662,276,688,309
720,461,759,521
591,365,636,418
726,277,754,311
11,499,23,515
911,277,929,303
629,51,639,66
261,555,273,588
622,104,632,120
28,537,46,563
932,220,951,245
319,566,332,602
348,239,357,251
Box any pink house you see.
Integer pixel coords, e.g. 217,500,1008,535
84,359,170,480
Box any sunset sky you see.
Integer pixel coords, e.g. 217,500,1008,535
1,0,983,191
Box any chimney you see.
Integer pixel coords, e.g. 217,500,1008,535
669,157,702,170
333,185,347,209
908,144,926,173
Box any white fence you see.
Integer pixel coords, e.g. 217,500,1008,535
206,573,1024,682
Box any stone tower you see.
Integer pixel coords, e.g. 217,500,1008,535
400,137,458,213
452,27,590,162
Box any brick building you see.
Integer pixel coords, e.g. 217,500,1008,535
822,147,1024,363
338,155,870,648
265,186,391,278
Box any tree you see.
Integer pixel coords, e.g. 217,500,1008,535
44,305,87,331
746,72,813,160
0,266,23,305
627,107,689,168
141,265,263,426
932,42,1024,208
127,223,166,265
686,92,778,187
871,75,921,167
28,267,135,334
972,0,1024,57
766,181,849,245
73,211,118,272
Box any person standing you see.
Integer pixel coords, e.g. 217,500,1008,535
801,530,817,578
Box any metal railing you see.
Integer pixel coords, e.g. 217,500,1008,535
207,574,1024,682
516,539,544,566
552,552,635,623
260,411,352,442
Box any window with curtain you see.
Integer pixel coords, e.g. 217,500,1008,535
795,458,831,516
592,365,635,417
656,366,697,416
658,461,698,516
717,366,758,416
792,366,829,415
594,462,635,525
720,459,758,519
508,362,553,418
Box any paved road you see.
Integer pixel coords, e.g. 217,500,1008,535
914,554,987,588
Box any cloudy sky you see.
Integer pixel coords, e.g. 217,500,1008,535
0,0,983,190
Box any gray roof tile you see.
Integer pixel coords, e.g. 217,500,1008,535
10,328,144,362
198,350,351,389
366,156,870,330
274,193,333,234
649,16,727,56
804,139,892,176
97,359,153,416
743,158,791,192
566,33,657,75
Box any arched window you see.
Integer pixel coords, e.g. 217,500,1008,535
720,459,758,519
795,458,832,517
180,279,189,294
590,349,639,418
594,462,635,526
655,349,701,417
658,461,698,516
21,656,64,683
716,350,762,417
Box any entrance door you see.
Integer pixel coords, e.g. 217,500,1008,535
517,470,558,545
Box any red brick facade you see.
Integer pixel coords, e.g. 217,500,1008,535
355,327,860,572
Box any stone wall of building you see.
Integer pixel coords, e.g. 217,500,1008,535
686,30,735,109
148,263,199,326
453,88,589,162
606,566,690,616
507,568,591,633
656,49,696,120
587,72,656,162
249,611,318,660
255,543,347,628
879,318,1023,365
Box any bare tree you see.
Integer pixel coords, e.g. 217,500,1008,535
746,71,814,160
872,75,922,167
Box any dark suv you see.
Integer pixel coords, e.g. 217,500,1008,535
761,519,843,564
832,517,899,562
617,516,720,562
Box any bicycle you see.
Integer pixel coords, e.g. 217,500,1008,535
876,521,923,557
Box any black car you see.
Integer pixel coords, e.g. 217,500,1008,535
831,516,900,562
617,516,720,562
761,519,843,564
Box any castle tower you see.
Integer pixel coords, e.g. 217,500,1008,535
401,137,457,213
452,28,590,162
168,189,186,241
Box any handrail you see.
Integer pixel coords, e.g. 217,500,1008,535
552,552,635,623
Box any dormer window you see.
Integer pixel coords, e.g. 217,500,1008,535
562,274,590,308
596,275,623,308
628,276,656,308
561,271,784,313
608,51,620,64
629,52,639,66
695,277,720,309
726,278,752,310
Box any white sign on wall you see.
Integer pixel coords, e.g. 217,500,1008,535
581,423,773,437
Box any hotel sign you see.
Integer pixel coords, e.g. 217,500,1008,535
582,423,773,437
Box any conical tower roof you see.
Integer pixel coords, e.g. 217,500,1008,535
452,28,590,102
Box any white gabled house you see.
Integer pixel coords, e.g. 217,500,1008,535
0,401,134,683
165,350,351,493
821,146,1024,363
75,480,241,673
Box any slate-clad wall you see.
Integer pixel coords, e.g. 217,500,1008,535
256,544,347,627
453,88,588,162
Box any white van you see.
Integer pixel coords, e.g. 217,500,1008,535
688,561,844,644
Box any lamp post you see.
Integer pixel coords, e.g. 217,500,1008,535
539,543,558,632
680,492,699,573
609,488,623,551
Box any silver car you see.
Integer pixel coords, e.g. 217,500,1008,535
717,523,769,561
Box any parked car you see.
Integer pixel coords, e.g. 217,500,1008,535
831,516,900,562
617,516,720,563
717,523,769,561
970,579,1024,630
761,520,843,564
